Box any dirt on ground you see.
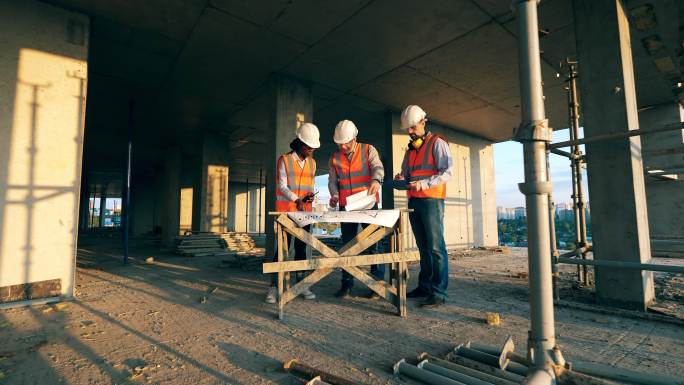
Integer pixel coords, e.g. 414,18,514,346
0,241,682,385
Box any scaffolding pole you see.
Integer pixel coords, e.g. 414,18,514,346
514,1,563,380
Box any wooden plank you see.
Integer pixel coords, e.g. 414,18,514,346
280,268,334,304
277,215,339,259
339,226,395,257
343,267,397,302
337,224,379,255
263,251,420,273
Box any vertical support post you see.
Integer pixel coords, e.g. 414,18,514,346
515,0,563,373
276,217,285,320
258,169,263,235
397,211,407,317
245,178,249,233
123,101,133,264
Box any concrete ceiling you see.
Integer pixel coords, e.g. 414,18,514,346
42,0,683,180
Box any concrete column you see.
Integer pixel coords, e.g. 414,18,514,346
161,147,181,248
0,0,88,302
574,0,655,310
641,103,684,256
98,181,108,227
265,76,313,258
191,132,230,233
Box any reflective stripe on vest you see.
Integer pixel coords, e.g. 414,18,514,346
331,143,379,207
407,133,447,199
275,153,316,212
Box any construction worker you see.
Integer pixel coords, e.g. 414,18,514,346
265,122,320,304
393,105,453,308
328,120,385,298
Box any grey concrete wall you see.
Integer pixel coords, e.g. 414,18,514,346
161,148,181,248
228,182,265,233
640,103,684,256
0,0,89,300
131,175,159,236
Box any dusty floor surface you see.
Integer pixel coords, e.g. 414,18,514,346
1,239,683,385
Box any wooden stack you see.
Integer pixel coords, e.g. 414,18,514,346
220,232,257,252
175,233,229,257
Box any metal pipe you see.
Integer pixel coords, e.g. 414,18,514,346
446,353,525,383
548,122,684,149
468,343,529,367
557,246,591,259
124,100,134,264
557,257,684,273
548,148,571,158
394,359,467,385
515,0,561,374
456,346,528,377
418,354,519,385
570,361,684,385
546,150,560,302
418,360,496,385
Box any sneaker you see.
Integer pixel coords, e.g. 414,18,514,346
407,288,430,298
265,286,277,304
301,289,316,300
335,286,352,298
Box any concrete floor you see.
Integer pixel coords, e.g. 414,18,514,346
0,240,682,385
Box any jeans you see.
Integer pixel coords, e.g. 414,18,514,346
270,224,311,286
340,205,386,288
408,198,448,299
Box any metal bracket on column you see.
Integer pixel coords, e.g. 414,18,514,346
513,119,552,142
518,181,552,195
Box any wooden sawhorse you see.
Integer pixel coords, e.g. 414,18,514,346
263,210,417,319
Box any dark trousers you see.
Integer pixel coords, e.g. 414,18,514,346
270,224,310,286
340,206,386,288
408,198,448,299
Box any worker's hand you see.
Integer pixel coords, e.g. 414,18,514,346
295,198,305,211
329,195,339,207
302,192,315,203
394,173,405,181
407,181,423,191
367,180,381,196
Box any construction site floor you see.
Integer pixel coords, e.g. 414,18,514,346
1,239,682,384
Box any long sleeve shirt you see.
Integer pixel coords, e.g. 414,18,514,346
328,143,384,198
277,152,308,202
396,134,453,190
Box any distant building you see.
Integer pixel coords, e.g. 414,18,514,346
514,207,526,219
497,206,516,220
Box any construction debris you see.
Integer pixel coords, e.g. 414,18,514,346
283,359,359,385
145,256,154,264
486,312,502,326
174,233,229,257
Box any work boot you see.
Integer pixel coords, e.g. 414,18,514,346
301,289,316,300
265,286,277,304
335,286,352,298
420,294,446,308
361,289,380,300
406,287,429,298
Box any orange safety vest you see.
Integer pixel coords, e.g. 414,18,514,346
407,132,447,199
331,143,379,207
275,152,316,212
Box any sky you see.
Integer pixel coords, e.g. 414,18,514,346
313,128,588,209
494,128,588,208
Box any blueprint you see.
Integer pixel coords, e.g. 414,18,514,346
287,210,401,228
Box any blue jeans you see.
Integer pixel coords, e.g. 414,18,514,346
408,198,448,299
340,205,386,288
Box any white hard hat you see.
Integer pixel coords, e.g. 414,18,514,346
333,120,358,144
296,122,321,148
400,105,427,130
